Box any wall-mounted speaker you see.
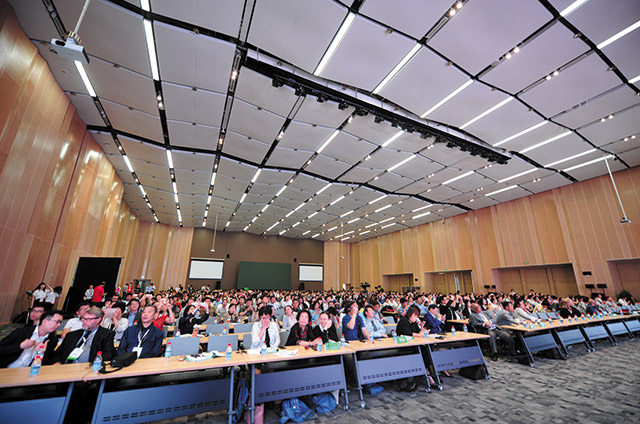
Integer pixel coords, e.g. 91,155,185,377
226,254,230,258
582,271,592,276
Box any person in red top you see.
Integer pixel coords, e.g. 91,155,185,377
152,301,176,330
92,282,105,307
126,283,134,294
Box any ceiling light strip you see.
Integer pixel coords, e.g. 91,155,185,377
74,61,96,97
596,20,640,50
494,121,548,147
314,12,356,76
369,194,387,205
143,20,160,80
545,149,596,167
381,130,404,148
413,211,431,219
560,0,589,17
373,44,421,94
498,168,536,183
250,168,262,183
316,130,340,153
485,185,518,197
388,155,416,172
629,74,640,84
375,204,392,213
460,97,513,129
442,170,474,185
563,155,613,172
520,131,571,153
421,80,473,118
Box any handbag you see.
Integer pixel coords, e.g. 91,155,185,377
98,351,137,374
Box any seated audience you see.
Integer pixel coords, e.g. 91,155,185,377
341,300,370,341
362,305,388,339
118,305,164,358
286,310,318,347
425,304,446,333
469,303,516,361
0,310,63,368
514,298,539,322
313,311,340,343
179,304,209,334
54,307,116,364
152,300,176,329
101,303,129,340
250,306,281,349
282,305,297,330
62,302,91,338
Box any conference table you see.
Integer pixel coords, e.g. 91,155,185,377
502,313,639,366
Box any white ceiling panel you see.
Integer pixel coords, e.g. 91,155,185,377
234,69,299,117
120,137,167,165
519,172,572,194
578,105,640,146
563,155,625,181
167,120,219,150
427,82,510,128
465,100,544,145
393,156,443,181
266,147,313,169
9,0,59,41
92,132,120,155
172,150,214,171
428,0,552,75
154,22,235,92
34,42,88,94
321,16,416,91
320,133,377,164
481,23,589,94
294,98,354,128
504,122,570,152
364,148,412,170
525,133,592,166
477,157,533,181
563,0,640,47
278,122,335,151
129,157,167,179
101,99,164,142
370,172,413,192
461,196,499,210
446,172,492,193
162,82,226,126
603,138,639,154
68,93,105,126
217,157,255,181
600,30,640,83
422,185,461,202
618,148,640,167
221,131,270,164
150,0,243,38
360,0,452,39
254,169,294,186
304,155,352,179
397,181,434,195
485,185,530,202
420,144,471,167
520,54,621,118
340,166,384,183
227,99,285,142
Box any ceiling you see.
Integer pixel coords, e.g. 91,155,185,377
10,0,640,242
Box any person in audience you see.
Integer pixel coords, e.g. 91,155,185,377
286,310,318,347
282,305,297,330
313,311,339,343
425,304,446,333
23,305,45,327
397,298,410,317
514,298,539,322
122,298,142,327
469,303,516,361
362,305,388,339
54,306,116,364
558,298,582,318
310,300,323,322
118,305,163,358
92,281,106,307
218,303,238,323
395,306,434,389
61,302,91,338
84,284,94,301
341,300,370,341
585,299,600,315
179,304,209,334
496,301,520,326
101,303,129,341
250,306,280,349
31,282,50,309
43,286,61,310
0,310,62,368
152,300,176,329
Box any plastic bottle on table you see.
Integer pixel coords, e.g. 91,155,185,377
222,326,227,336
463,324,468,334
92,351,103,372
392,329,398,343
30,345,45,377
451,326,457,337
165,341,172,358
340,334,346,347
226,343,232,360
261,341,267,356
316,339,323,352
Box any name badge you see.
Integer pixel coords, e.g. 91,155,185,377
133,347,143,358
68,347,84,361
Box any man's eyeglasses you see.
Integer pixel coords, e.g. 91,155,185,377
81,316,100,321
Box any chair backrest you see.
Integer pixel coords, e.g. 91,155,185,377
537,312,549,320
233,323,254,333
242,333,252,349
207,334,239,352
547,311,559,319
167,337,200,356
274,309,284,320
279,330,290,348
162,326,169,338
385,325,395,335
383,316,395,324
202,317,218,325
336,326,342,337
206,323,229,335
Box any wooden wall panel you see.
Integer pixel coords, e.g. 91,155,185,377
0,6,193,322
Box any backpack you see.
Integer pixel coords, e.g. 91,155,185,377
279,398,315,423
231,378,249,423
310,393,337,414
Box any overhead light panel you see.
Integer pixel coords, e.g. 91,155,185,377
498,168,536,183
388,155,416,172
373,44,421,94
412,204,431,212
138,185,146,197
360,230,370,235
460,97,513,129
485,185,518,197
629,74,640,84
596,20,640,50
239,192,247,203
379,217,393,224
312,233,320,238
317,183,332,195
261,204,270,213
210,172,217,186
173,193,179,203
303,230,310,235
140,0,150,11
381,130,404,148
122,155,134,173
143,20,160,80
314,12,356,76
413,211,431,219
369,195,387,205
330,195,345,206
494,121,548,147
340,210,353,217
520,131,571,153
166,150,174,168
563,155,613,172
375,204,392,213
545,149,596,167
442,170,474,185
560,0,588,17
316,130,340,153
275,185,287,196
421,80,472,118
250,168,262,183
74,61,96,97
267,222,279,232
347,218,360,224
381,223,396,229
308,211,318,219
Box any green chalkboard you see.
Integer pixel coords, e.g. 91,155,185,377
237,261,291,289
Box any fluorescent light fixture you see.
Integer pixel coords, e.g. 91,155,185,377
250,216,257,223
143,20,160,80
340,210,353,217
485,185,518,197
347,218,360,224
629,74,640,84
279,229,287,235
317,183,332,195
381,223,396,229
303,230,310,235
563,155,613,172
317,130,340,153
122,155,134,172
343,230,354,236
74,61,96,97
412,204,431,212
520,131,571,153
177,209,182,222
239,192,247,203
166,150,174,168
369,195,387,205
275,185,287,196
373,44,422,94
138,185,146,196
498,168,536,183
202,221,206,227
172,181,178,193
381,130,404,148
140,0,150,11
285,210,295,218
330,195,345,206
375,204,392,213
314,12,356,76
413,211,431,219
597,20,640,50
312,233,320,238
243,226,250,232
204,210,208,217
328,226,337,232
308,211,318,219
360,230,370,235
560,0,588,17
545,149,596,167
261,204,270,213
292,222,300,228
250,169,262,183
225,221,230,228
494,121,548,147
442,170,474,185
173,193,179,203
388,155,416,172
379,217,393,224
343,236,352,241
421,80,473,118
210,172,217,185
153,215,159,222
460,97,513,129
294,202,305,212
267,222,278,231
207,195,212,204
365,222,377,228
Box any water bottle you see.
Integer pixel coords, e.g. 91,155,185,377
340,334,346,347
369,334,374,344
463,324,468,334
92,351,103,372
176,328,181,337
316,339,323,352
225,343,232,360
451,326,457,337
192,325,199,337
30,347,43,377
392,329,398,344
261,341,267,356
165,341,172,358
222,326,227,336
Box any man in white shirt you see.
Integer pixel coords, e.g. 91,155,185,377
84,285,94,301
61,302,91,338
362,305,388,339
0,310,63,368
250,306,280,349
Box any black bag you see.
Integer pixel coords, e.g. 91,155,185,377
459,365,485,380
98,352,137,374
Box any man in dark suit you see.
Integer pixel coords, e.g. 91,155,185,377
425,304,445,333
122,298,142,328
54,306,115,364
0,310,62,368
469,303,516,361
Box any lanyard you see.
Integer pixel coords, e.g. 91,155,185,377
137,327,150,348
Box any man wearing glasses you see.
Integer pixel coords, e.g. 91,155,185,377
53,306,116,364
0,310,63,368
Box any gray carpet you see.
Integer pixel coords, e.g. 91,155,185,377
156,338,640,424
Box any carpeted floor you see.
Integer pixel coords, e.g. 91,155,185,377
155,337,640,424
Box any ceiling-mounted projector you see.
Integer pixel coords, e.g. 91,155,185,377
50,37,90,64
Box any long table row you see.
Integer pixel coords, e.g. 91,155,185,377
0,332,489,424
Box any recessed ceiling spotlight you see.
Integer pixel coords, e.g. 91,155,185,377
513,46,520,53
505,53,512,59
600,118,606,123
624,137,629,141
456,1,463,9
553,70,559,76
545,75,552,81
448,8,456,16
608,114,614,119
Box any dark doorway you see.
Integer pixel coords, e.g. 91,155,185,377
62,257,122,314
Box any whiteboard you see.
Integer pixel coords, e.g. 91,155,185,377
299,264,323,282
189,259,224,279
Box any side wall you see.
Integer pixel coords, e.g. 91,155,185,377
0,4,192,322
